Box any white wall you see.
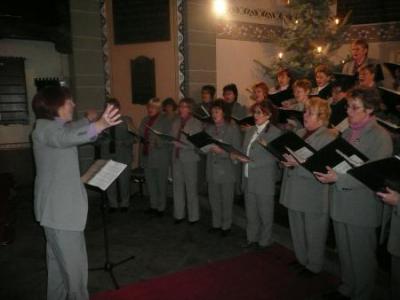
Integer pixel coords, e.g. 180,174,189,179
216,39,277,108
0,39,69,146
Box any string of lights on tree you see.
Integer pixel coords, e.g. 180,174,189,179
255,0,351,80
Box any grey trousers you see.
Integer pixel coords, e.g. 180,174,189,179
288,209,329,273
392,255,400,300
107,166,131,208
44,227,88,300
245,192,274,247
144,166,169,212
333,221,377,300
173,160,199,222
208,182,235,230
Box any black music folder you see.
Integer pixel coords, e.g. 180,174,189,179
376,117,400,133
193,104,213,123
384,62,400,79
232,115,255,127
268,88,294,107
333,73,358,86
183,131,250,160
302,137,369,174
278,108,304,124
262,131,316,162
146,125,186,144
347,155,400,192
378,87,400,115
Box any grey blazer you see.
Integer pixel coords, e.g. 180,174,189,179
32,118,97,231
388,203,400,257
171,116,203,163
231,102,248,119
139,114,172,169
204,122,241,183
342,57,378,75
330,119,393,227
279,127,337,214
242,123,282,196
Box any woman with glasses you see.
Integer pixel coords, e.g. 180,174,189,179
280,98,336,277
232,101,281,248
204,99,241,236
315,87,393,300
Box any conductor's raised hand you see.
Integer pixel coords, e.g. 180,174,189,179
95,104,122,133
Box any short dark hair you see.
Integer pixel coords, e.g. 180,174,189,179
105,97,121,109
162,97,177,110
179,97,196,112
201,85,216,99
348,87,381,113
210,98,230,121
223,83,238,100
250,100,278,125
32,86,72,120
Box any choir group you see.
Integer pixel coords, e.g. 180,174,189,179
31,38,400,300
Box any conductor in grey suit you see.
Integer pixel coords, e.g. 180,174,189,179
377,188,400,300
171,98,203,223
204,99,241,236
315,87,393,300
280,98,336,276
31,86,121,300
232,101,281,248
139,98,173,216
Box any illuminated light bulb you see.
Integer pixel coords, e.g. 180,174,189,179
295,19,299,24
335,18,340,25
317,46,322,53
213,0,227,17
278,52,283,59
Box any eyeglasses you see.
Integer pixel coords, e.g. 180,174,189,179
303,110,320,117
345,104,364,111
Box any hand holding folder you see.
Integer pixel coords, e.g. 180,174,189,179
183,131,250,161
146,125,186,145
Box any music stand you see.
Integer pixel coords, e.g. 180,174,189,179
85,160,135,289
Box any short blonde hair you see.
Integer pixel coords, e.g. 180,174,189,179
293,79,312,93
305,97,331,126
147,97,162,108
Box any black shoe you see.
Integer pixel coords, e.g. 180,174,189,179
108,207,117,213
297,268,318,278
156,210,164,217
144,208,157,215
208,227,221,234
241,242,258,249
188,220,199,225
287,260,303,271
321,290,350,300
174,218,184,224
120,207,129,213
221,229,231,237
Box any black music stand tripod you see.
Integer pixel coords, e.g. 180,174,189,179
89,186,135,289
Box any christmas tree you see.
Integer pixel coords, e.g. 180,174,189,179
256,0,351,80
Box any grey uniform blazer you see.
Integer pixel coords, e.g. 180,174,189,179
139,114,172,169
171,116,203,163
242,123,282,196
231,102,248,119
279,127,337,214
388,202,400,256
204,122,241,183
32,118,97,231
342,57,378,75
330,119,393,227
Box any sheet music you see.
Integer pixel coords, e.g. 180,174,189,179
285,146,313,164
333,160,352,174
82,159,127,191
335,118,349,133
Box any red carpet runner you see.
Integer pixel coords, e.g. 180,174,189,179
91,244,337,300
